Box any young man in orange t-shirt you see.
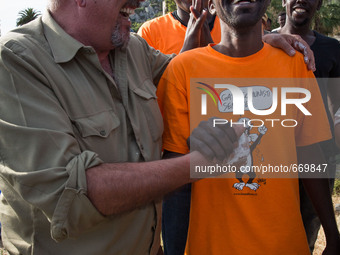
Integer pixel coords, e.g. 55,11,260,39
138,2,317,254
157,0,340,254
138,0,221,55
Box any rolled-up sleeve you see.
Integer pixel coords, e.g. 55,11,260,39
0,41,105,241
51,151,104,241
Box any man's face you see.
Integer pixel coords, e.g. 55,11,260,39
84,0,141,50
111,0,141,48
278,13,286,27
213,0,271,29
283,0,321,27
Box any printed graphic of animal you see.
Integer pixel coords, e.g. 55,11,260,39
233,118,267,191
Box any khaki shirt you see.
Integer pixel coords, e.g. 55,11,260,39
0,12,172,255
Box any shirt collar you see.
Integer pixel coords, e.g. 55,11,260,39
42,11,84,64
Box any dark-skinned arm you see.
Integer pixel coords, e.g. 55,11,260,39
297,144,340,255
263,33,315,71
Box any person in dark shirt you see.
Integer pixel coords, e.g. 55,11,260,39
279,0,340,252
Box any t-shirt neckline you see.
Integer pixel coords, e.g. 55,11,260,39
207,43,269,63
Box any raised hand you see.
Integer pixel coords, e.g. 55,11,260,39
181,0,213,53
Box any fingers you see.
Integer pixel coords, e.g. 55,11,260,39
199,0,204,12
192,0,203,13
190,0,206,20
300,43,316,71
189,6,208,32
282,40,296,56
188,117,244,161
190,135,216,160
196,9,208,30
291,34,316,71
192,0,198,10
200,23,214,46
263,33,296,56
233,125,245,137
190,119,234,161
189,6,200,20
190,5,208,21
263,33,316,71
294,40,309,63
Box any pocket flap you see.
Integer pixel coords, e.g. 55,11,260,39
133,87,156,100
73,111,120,138
132,79,157,100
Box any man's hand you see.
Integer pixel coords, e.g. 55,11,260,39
181,0,212,53
199,17,214,47
263,33,316,71
188,117,244,161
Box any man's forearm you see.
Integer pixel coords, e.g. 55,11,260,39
86,153,195,216
86,120,244,216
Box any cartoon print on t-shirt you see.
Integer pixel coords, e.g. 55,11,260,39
233,117,267,191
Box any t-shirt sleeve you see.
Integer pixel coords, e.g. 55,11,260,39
295,71,332,146
157,59,190,154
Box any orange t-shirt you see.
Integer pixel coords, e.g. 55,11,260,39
157,43,331,255
138,12,221,55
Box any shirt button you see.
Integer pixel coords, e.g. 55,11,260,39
100,130,106,136
140,144,144,150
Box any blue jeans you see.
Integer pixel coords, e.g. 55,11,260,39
162,183,191,255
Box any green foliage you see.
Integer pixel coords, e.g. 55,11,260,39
266,0,286,29
166,0,177,13
314,3,340,35
16,8,41,27
131,8,163,33
131,22,144,33
333,179,340,195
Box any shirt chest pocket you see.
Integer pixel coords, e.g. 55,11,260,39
72,110,120,139
131,79,163,142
